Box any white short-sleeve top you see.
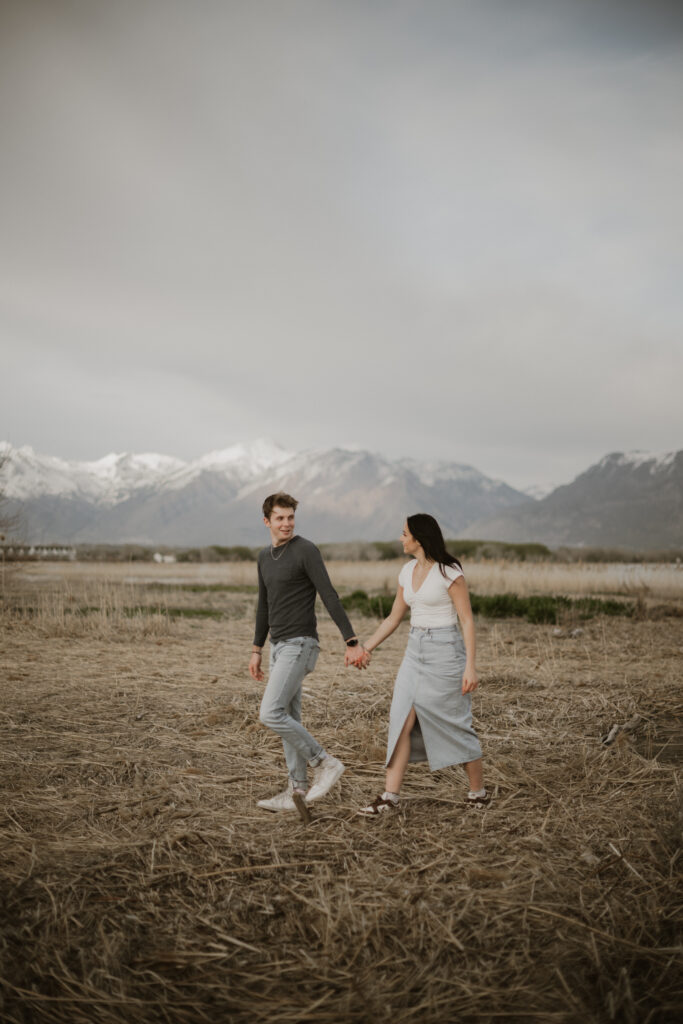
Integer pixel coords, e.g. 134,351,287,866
398,559,464,628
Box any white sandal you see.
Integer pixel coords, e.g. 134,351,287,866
465,791,490,808
358,795,399,816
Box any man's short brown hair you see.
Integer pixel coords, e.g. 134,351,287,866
262,492,298,520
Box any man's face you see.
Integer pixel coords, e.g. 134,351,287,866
265,505,295,546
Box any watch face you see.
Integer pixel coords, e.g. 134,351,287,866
347,639,358,647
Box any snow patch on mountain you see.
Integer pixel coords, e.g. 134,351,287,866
196,439,292,474
3,445,188,504
397,458,482,487
0,439,292,504
598,450,677,472
83,452,188,497
522,483,552,501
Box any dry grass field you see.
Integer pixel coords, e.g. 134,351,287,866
11,557,683,600
1,560,681,1023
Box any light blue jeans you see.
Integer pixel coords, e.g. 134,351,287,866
259,636,324,787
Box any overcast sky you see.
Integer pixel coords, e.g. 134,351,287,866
1,0,682,490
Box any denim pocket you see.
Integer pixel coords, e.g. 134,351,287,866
279,637,308,652
305,643,320,674
429,634,458,650
427,636,465,675
271,637,305,668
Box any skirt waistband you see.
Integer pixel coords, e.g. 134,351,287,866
409,625,458,636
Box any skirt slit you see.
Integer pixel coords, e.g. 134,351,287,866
386,704,423,766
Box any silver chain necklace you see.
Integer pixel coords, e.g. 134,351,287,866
270,537,292,561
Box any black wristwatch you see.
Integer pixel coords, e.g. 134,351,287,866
346,638,359,648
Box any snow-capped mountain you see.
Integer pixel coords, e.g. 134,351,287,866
5,442,678,549
231,448,526,543
0,441,291,504
0,441,529,545
461,450,683,550
0,445,182,504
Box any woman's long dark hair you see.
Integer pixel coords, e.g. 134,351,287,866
406,513,463,576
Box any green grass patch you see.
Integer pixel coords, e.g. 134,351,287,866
341,590,396,618
468,593,633,623
143,583,257,594
74,605,226,620
165,607,225,620
341,589,635,623
125,606,225,620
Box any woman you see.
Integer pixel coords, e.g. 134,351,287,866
357,513,488,814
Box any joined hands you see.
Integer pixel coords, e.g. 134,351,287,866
344,645,371,670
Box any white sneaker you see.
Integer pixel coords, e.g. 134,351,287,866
257,783,299,812
306,756,345,803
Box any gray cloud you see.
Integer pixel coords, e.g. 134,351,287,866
1,0,682,489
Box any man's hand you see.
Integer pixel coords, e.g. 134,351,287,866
249,652,264,682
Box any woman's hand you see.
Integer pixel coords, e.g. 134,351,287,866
450,578,478,695
461,666,478,694
345,644,364,668
357,648,372,670
346,645,371,670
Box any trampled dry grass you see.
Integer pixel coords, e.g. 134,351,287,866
0,562,681,1023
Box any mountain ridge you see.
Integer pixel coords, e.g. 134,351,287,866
461,449,683,550
2,443,680,549
1,440,527,545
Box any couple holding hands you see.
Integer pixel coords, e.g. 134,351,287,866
249,492,488,817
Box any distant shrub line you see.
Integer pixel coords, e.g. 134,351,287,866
342,589,635,623
319,539,556,562
447,540,552,562
5,539,682,564
176,545,257,563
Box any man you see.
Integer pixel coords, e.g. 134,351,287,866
249,492,365,812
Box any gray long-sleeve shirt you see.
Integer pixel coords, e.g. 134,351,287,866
253,535,355,647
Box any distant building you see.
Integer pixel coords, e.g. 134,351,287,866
153,552,177,564
0,544,76,560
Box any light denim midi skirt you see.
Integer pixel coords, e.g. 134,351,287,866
386,625,483,771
